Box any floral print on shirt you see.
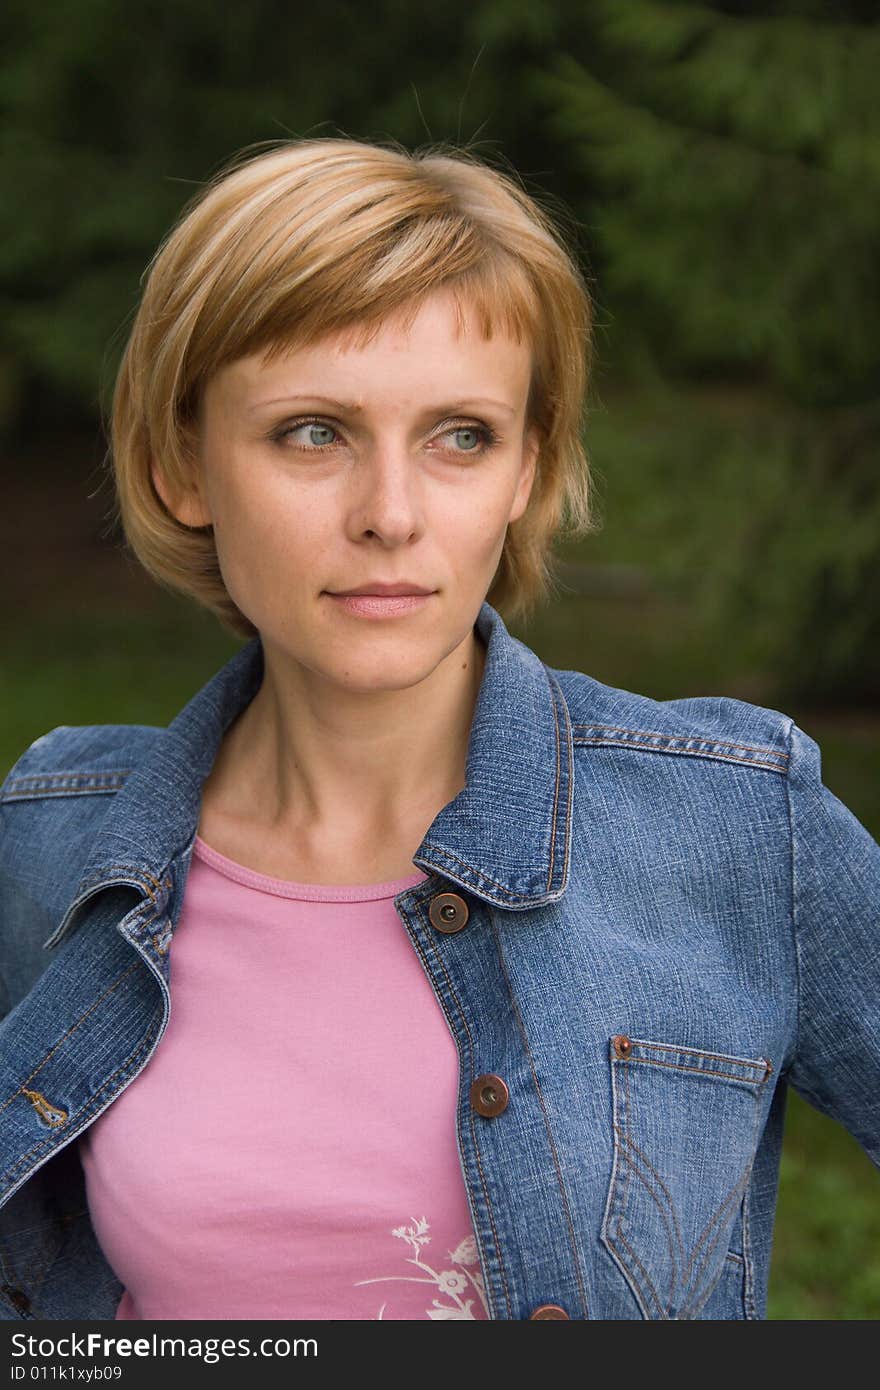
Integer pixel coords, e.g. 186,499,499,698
354,1217,490,1319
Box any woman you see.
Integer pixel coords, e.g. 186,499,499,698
1,137,877,1323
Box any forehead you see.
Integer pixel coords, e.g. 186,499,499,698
207,290,534,410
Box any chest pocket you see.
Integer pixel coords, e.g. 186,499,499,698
600,1035,773,1319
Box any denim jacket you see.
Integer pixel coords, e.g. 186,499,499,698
1,601,878,1321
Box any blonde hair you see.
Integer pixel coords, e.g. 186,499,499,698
110,136,596,638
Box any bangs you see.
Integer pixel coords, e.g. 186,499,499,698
264,255,541,359
190,216,542,385
112,136,595,641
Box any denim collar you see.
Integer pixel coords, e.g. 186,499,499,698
60,601,573,928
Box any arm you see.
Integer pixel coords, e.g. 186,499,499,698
785,720,880,1166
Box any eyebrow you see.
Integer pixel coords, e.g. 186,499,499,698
247,394,517,418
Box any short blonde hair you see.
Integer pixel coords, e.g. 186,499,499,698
110,136,596,638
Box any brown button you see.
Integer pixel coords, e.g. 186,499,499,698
529,1303,570,1319
470,1073,509,1117
428,892,470,935
612,1034,632,1059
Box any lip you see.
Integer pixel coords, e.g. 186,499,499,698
328,583,436,596
326,592,434,619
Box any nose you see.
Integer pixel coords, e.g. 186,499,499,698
345,438,424,546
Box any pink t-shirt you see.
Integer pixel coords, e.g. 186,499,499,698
78,835,489,1321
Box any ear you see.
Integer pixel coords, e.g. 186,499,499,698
508,426,540,525
150,459,212,529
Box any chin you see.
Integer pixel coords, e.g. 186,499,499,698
330,654,440,694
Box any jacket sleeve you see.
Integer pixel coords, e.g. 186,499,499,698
0,728,63,1022
0,741,28,1022
784,720,880,1167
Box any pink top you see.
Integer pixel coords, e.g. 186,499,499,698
78,836,489,1321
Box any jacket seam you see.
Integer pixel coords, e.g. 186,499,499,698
546,671,574,894
742,1178,757,1317
1,1022,161,1193
418,845,538,905
0,771,132,801
624,1038,770,1069
76,868,171,901
571,736,787,774
614,1127,681,1309
624,1057,769,1086
546,672,561,892
0,963,143,1117
605,1059,660,1317
411,896,513,1320
489,909,589,1319
679,1163,757,1317
570,723,789,760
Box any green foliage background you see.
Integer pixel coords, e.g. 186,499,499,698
2,0,878,1318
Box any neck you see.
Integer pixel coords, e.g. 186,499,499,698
203,624,487,852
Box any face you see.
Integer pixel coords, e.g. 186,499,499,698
154,288,539,693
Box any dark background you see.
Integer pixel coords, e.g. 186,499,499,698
2,0,878,1316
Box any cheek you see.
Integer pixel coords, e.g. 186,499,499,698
208,470,330,613
434,480,518,578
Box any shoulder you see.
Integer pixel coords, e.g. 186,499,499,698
1,722,165,803
1,722,165,914
548,665,793,777
0,723,166,1013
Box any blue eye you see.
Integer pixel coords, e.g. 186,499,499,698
270,417,341,450
272,417,499,456
452,427,482,451
294,422,337,448
443,424,499,456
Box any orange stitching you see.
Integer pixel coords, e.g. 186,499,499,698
2,1022,161,1189
561,697,573,887
422,846,531,903
681,1170,750,1312
601,1041,627,1293
489,910,590,1318
547,672,574,892
0,962,142,1116
611,1054,760,1319
681,1181,749,1318
616,1128,686,1278
20,1090,67,1128
66,881,156,913
627,1039,770,1069
604,1236,653,1318
546,673,561,892
617,1061,678,1312
569,724,789,760
625,1057,770,1085
571,738,787,774
615,1140,680,1303
685,1170,743,1285
79,865,169,895
617,1051,633,1248
681,1099,766,1316
613,1229,667,1320
413,897,512,1320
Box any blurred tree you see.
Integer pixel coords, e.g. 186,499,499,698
1,0,877,701
526,0,880,702
0,0,580,431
